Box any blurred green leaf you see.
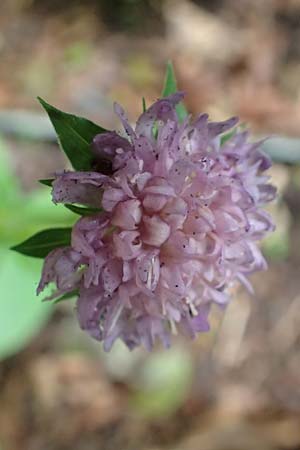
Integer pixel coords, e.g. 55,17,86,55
0,137,75,360
64,203,102,216
0,249,52,359
162,61,188,122
133,347,193,418
0,139,74,245
11,227,72,258
38,97,107,170
262,226,290,261
64,41,93,70
1,192,69,246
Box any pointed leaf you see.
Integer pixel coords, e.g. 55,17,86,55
39,178,54,186
11,227,72,258
220,128,237,146
54,289,78,304
64,203,103,216
162,61,188,122
142,97,147,113
38,97,107,170
162,61,177,97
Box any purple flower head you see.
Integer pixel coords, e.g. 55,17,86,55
38,93,276,351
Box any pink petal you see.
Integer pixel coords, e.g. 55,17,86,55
141,215,171,247
208,116,238,138
143,194,168,213
183,206,215,235
136,172,152,191
113,230,142,260
136,251,160,293
52,171,108,206
114,102,135,138
143,177,176,197
168,160,194,193
161,197,188,231
135,92,184,140
77,287,103,340
247,209,275,238
191,304,210,332
111,199,142,229
134,136,156,170
160,264,186,295
37,247,65,294
71,215,109,257
92,131,132,160
122,261,134,282
37,247,82,296
84,249,109,288
102,259,123,293
102,188,127,211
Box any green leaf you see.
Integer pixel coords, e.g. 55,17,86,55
39,178,54,186
142,97,147,113
54,289,78,304
64,203,102,216
134,348,193,418
152,123,158,140
162,61,177,97
220,128,237,146
0,249,52,360
162,61,188,122
38,97,107,170
11,227,72,258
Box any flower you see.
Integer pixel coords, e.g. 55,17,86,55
37,92,276,351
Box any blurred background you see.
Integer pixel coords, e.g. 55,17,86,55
0,1,300,449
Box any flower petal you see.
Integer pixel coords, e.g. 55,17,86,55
114,102,135,138
102,187,127,211
52,171,108,206
111,199,142,229
136,251,160,294
113,230,142,260
208,116,238,138
141,215,171,247
102,259,123,294
71,215,109,257
93,131,132,159
135,92,184,140
77,286,103,340
37,247,82,296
